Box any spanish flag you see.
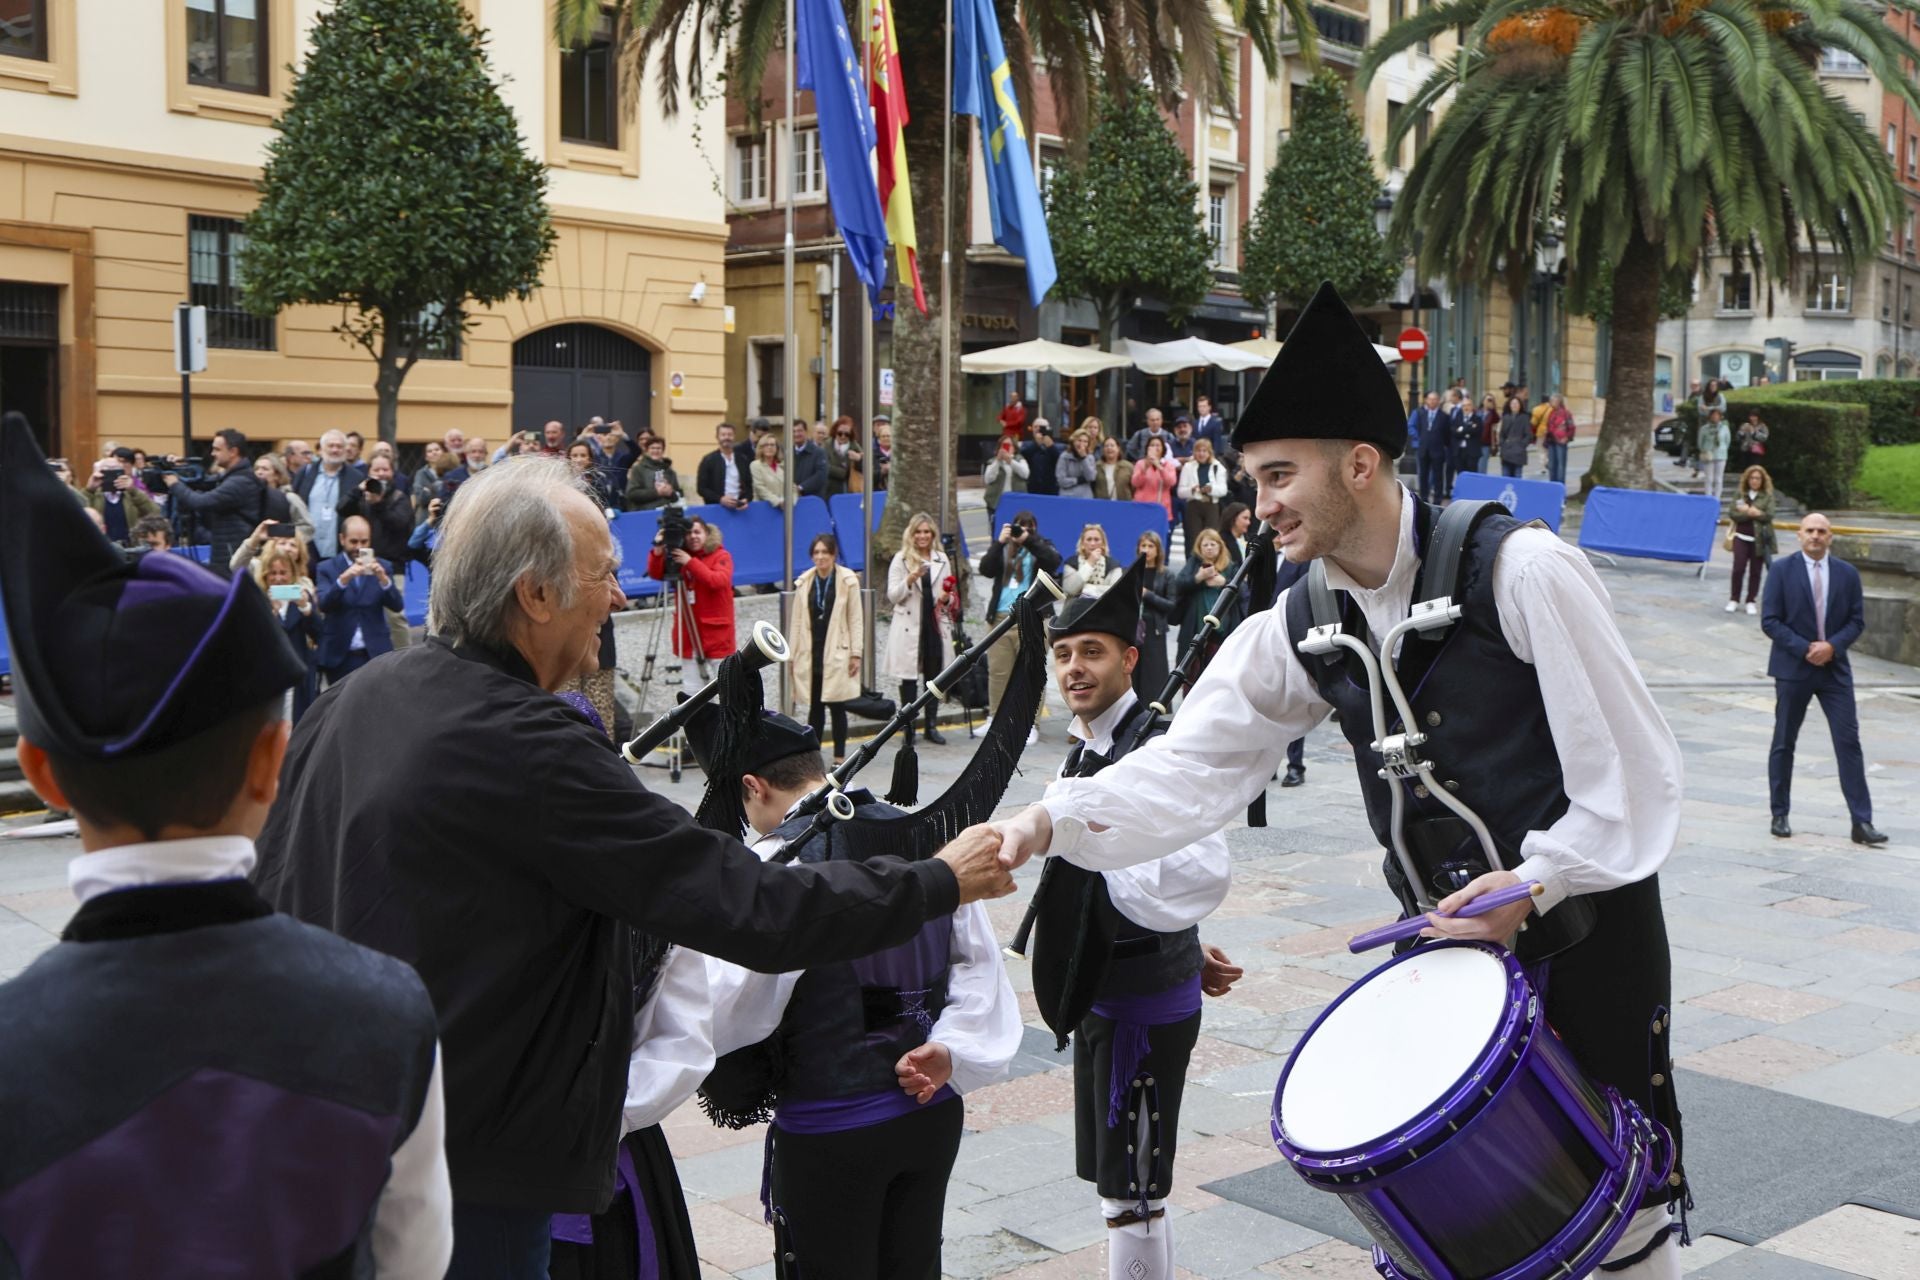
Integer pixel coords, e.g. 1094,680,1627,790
865,0,926,314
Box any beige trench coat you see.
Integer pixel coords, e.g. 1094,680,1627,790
883,549,953,682
789,564,865,705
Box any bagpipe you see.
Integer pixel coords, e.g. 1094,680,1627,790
619,620,792,764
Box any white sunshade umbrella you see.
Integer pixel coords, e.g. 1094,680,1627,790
1224,336,1404,366
1119,337,1271,375
960,338,1133,377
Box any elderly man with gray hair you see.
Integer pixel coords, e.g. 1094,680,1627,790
253,457,1015,1280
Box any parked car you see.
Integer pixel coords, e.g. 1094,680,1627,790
1654,416,1686,456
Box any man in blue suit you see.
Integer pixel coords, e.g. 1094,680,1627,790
1408,391,1453,505
314,515,404,687
1760,513,1886,844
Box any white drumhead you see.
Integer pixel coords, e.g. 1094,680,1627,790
1280,945,1510,1153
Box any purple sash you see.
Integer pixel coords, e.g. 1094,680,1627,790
550,1141,657,1280
1092,975,1202,1128
775,1084,955,1135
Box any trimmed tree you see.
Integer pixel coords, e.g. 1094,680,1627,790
1044,85,1216,418
242,0,555,445
1241,70,1398,312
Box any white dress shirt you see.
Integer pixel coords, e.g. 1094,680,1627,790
1041,487,1684,916
70,837,453,1280
1053,689,1232,932
626,802,1023,1121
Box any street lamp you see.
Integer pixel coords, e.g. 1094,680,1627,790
1374,191,1395,238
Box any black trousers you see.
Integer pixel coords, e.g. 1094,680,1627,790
1769,671,1872,825
807,645,849,757
1418,452,1450,503
1074,1009,1202,1202
769,1095,964,1280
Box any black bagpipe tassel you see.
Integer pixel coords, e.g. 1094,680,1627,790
886,733,920,807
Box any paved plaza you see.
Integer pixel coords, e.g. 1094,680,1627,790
3,453,1918,1277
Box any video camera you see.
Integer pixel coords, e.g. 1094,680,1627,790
656,504,691,580
143,455,209,492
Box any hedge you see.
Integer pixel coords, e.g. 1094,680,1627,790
1676,383,1870,508
1784,379,1920,446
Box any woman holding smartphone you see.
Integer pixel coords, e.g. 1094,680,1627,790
254,548,319,722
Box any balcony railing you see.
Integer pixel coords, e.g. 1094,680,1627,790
1283,5,1370,56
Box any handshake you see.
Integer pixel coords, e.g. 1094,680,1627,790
932,806,1060,904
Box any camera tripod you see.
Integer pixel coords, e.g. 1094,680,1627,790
618,569,712,783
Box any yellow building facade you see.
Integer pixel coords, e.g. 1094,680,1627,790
0,0,731,466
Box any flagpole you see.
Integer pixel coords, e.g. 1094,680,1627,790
780,0,798,715
938,0,954,540
860,3,878,676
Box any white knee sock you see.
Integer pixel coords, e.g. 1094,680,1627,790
1101,1197,1172,1280
1599,1206,1682,1279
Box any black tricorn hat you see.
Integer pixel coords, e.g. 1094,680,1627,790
0,414,305,759
1231,280,1408,459
1046,555,1144,646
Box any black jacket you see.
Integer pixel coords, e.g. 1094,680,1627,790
337,480,414,566
978,531,1063,616
791,442,828,500
252,638,958,1213
696,444,755,505
168,467,266,575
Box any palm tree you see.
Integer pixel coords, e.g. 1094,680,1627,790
557,0,1311,552
1363,0,1920,495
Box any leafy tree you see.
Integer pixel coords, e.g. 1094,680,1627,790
243,0,555,445
1573,258,1693,325
1045,84,1216,414
1365,0,1920,497
563,0,1310,557
1241,70,1398,312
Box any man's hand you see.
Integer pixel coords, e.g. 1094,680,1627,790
992,804,1053,871
251,519,276,545
1422,869,1532,943
669,548,692,567
161,472,179,488
370,560,391,587
895,1041,953,1104
935,824,1015,904
1201,944,1243,997
1806,640,1835,666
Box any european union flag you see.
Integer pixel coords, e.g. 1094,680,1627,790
796,0,890,303
952,0,1055,306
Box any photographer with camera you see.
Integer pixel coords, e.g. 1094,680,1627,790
85,452,161,546
336,453,416,652
645,511,735,669
157,428,265,577
313,515,404,687
976,510,1061,744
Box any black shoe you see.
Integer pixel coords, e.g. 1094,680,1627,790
1852,823,1889,846
1281,766,1305,788
923,725,946,746
1770,815,1792,838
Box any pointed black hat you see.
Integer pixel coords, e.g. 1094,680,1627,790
1046,555,1144,646
0,414,305,759
1231,280,1408,458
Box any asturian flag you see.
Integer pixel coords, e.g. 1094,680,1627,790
865,0,926,314
951,0,1056,305
796,0,890,302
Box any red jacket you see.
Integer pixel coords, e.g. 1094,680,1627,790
645,545,736,661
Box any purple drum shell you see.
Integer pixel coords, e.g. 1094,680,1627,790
1271,942,1535,1180
1270,941,1672,1280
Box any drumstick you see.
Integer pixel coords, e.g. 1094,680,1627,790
1346,881,1544,954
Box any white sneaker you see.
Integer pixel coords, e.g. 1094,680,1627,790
1724,600,1738,613
1745,602,1757,615
970,722,989,739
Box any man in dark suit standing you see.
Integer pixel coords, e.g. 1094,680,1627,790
695,421,755,510
790,419,828,500
1407,391,1453,505
1192,395,1228,455
314,515,404,687
1760,513,1887,844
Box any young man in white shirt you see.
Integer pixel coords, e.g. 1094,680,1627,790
1019,559,1240,1280
994,282,1692,1279
0,414,451,1277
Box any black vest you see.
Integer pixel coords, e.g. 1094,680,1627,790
1062,700,1203,1000
0,880,439,1279
773,791,953,1100
1284,501,1596,961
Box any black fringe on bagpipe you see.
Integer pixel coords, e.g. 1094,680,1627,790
693,650,767,838
859,592,1049,860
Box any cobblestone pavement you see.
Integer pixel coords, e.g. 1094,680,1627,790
4,446,1919,1277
